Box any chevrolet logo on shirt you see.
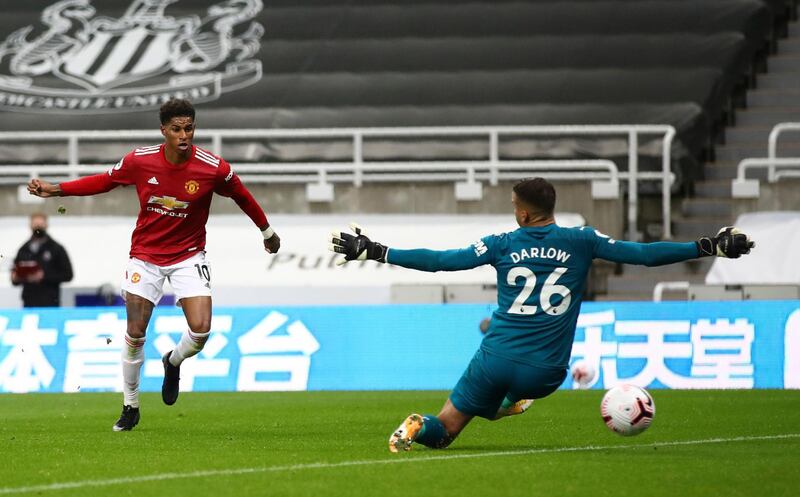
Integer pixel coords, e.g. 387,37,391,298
147,195,189,210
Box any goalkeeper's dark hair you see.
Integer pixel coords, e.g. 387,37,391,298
159,98,195,124
513,177,556,216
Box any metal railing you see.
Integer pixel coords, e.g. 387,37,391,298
653,281,690,302
0,125,677,239
768,122,800,181
2,159,623,188
732,122,800,197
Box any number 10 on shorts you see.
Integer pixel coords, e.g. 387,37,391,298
195,264,211,282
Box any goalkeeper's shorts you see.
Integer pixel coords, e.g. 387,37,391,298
449,348,566,419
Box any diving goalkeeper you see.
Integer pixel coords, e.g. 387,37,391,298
329,177,754,452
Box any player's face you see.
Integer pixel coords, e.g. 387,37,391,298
161,116,195,155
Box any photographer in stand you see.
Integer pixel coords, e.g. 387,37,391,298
11,212,73,308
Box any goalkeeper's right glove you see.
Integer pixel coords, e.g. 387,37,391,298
329,223,388,266
696,226,755,258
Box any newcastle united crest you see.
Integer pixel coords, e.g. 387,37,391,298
0,0,264,113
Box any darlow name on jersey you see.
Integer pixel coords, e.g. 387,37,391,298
510,247,572,264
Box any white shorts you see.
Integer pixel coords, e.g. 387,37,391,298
122,252,212,305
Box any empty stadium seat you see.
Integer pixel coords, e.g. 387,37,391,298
261,34,751,73
0,0,788,195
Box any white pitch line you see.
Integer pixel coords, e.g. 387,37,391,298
1,433,798,495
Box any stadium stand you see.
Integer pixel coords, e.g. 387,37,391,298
680,21,800,240
0,0,786,178
0,0,798,303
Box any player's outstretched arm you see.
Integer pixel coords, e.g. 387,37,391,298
329,223,492,271
593,226,754,266
28,179,62,198
29,173,119,198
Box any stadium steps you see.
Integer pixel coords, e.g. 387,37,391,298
735,106,800,125
595,258,714,301
717,142,800,161
694,178,735,197
701,161,741,181
758,72,800,88
668,16,800,244
767,54,800,71
681,198,733,218
671,217,734,240
747,87,800,105
601,15,798,298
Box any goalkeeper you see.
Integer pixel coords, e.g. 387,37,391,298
328,177,754,453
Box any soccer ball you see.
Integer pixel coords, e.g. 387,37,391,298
600,384,655,436
570,360,596,388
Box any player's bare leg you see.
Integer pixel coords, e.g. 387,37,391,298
435,399,474,440
389,399,473,452
114,292,153,431
162,296,212,405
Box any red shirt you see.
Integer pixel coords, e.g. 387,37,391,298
61,144,268,266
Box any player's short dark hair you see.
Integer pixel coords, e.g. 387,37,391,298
159,98,195,124
513,177,556,215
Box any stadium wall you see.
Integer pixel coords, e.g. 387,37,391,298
2,181,624,236
0,300,796,394
0,213,592,308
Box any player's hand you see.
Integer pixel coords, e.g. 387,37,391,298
27,179,60,198
329,223,388,266
697,227,755,258
263,230,280,254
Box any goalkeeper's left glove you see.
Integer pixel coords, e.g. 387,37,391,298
329,223,388,266
696,226,755,258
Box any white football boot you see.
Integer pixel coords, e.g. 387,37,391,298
388,413,424,453
494,399,534,419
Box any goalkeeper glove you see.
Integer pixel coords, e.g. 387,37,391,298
329,223,388,266
696,226,755,258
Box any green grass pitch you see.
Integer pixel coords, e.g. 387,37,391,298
1,390,798,496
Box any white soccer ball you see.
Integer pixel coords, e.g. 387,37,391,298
600,384,655,436
570,360,596,388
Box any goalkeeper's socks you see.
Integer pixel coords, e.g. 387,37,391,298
121,333,145,408
415,415,452,449
169,329,210,366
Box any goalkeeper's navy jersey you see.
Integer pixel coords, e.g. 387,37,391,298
387,224,698,369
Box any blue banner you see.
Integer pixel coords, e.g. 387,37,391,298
0,300,798,393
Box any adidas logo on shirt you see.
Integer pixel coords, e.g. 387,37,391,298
148,177,159,185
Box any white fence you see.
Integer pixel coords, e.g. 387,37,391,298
0,125,677,239
732,122,800,197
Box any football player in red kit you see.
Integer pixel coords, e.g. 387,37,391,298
27,99,280,431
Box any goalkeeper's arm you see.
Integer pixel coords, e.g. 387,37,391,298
329,223,489,272
593,226,755,266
